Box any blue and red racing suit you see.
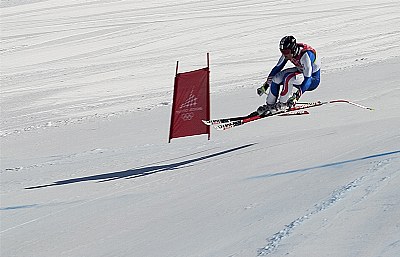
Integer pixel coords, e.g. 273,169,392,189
267,43,321,104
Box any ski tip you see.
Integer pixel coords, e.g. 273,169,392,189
202,120,211,126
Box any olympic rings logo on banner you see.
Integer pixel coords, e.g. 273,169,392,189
181,112,194,121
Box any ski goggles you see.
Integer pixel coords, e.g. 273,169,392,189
280,49,292,55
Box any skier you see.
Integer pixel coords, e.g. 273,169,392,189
256,36,321,115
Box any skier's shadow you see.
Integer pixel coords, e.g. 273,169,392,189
249,149,400,179
25,143,255,190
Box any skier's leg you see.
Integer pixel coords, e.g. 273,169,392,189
279,71,303,104
266,67,298,105
306,70,321,92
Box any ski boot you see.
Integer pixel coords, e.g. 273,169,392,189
257,102,289,116
257,104,277,116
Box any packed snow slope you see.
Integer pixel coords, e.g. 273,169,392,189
1,0,400,136
1,1,400,257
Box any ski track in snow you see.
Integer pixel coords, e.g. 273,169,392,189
1,148,108,173
258,156,399,256
1,0,400,137
2,1,400,256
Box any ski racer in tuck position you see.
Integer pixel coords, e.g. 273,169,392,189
256,35,321,115
203,37,371,130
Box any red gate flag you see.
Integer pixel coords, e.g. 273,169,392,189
169,55,210,142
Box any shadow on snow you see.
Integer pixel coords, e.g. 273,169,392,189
25,143,256,190
250,149,400,179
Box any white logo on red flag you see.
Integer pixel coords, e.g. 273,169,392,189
176,89,203,121
180,90,198,109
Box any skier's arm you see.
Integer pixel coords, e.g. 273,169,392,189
258,55,287,96
268,55,287,78
299,51,315,93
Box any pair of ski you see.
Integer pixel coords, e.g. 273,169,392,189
202,99,373,131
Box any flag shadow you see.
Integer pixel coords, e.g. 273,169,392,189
25,143,256,190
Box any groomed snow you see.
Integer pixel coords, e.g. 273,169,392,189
1,1,400,256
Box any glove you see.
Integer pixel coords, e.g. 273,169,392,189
257,77,272,96
287,90,302,108
257,84,268,96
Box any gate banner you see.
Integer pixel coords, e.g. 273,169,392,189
169,62,210,142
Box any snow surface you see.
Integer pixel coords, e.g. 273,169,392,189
1,0,400,256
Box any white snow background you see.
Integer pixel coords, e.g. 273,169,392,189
1,0,400,256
